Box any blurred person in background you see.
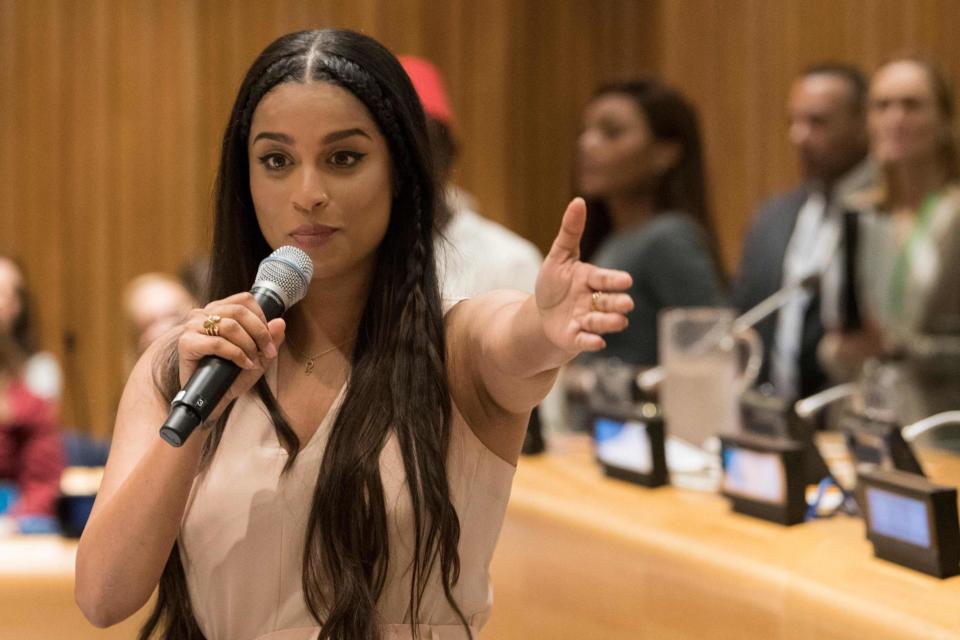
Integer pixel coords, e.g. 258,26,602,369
559,79,725,433
821,57,960,431
400,55,550,453
0,255,62,403
733,64,873,402
575,78,727,368
122,272,196,371
398,56,543,303
0,256,64,530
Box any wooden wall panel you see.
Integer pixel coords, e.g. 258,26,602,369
0,0,656,435
3,0,960,435
504,0,661,248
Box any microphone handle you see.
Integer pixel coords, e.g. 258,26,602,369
158,287,285,447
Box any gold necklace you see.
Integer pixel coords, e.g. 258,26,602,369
289,336,354,375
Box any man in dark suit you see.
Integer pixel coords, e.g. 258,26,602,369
733,64,873,401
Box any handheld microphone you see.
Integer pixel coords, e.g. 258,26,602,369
158,246,314,447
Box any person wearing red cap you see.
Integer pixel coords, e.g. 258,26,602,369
398,56,543,302
400,56,550,454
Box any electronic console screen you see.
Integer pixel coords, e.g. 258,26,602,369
866,486,931,548
594,416,652,475
722,447,785,504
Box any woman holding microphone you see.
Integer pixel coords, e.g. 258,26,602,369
75,29,633,640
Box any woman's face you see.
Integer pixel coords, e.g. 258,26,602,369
0,259,23,334
249,81,393,282
576,93,665,199
868,61,946,168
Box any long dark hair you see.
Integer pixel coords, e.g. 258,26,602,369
142,29,468,640
578,79,723,276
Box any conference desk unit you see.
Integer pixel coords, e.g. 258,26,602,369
485,434,960,640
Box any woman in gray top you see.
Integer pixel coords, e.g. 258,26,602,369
575,79,727,367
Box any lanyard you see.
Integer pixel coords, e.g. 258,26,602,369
888,191,940,321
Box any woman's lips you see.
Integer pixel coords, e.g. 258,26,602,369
289,225,338,249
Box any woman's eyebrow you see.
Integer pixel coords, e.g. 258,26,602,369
252,131,294,144
322,128,372,144
251,128,371,145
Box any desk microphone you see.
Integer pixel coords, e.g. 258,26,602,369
794,383,858,420
158,246,314,447
902,411,960,442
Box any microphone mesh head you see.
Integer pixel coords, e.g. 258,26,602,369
254,246,314,309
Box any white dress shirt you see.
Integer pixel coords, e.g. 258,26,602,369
770,161,875,399
435,187,543,300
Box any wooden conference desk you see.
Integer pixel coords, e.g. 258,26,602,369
2,437,958,639
0,535,149,639
484,435,960,640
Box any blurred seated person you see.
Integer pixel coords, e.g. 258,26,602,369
821,57,960,429
0,257,64,528
561,79,726,431
0,255,62,404
399,56,543,300
123,272,195,370
733,64,873,402
575,79,727,368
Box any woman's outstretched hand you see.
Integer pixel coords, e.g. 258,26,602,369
536,197,634,354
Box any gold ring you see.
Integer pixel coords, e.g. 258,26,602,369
202,314,222,337
591,291,604,312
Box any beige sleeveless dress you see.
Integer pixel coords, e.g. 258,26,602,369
179,365,516,640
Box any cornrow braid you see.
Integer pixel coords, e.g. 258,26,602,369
317,55,410,193
301,51,470,639
392,185,468,634
238,55,306,140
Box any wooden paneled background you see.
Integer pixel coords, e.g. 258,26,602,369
1,0,959,435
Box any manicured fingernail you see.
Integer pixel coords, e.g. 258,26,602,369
244,357,256,369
